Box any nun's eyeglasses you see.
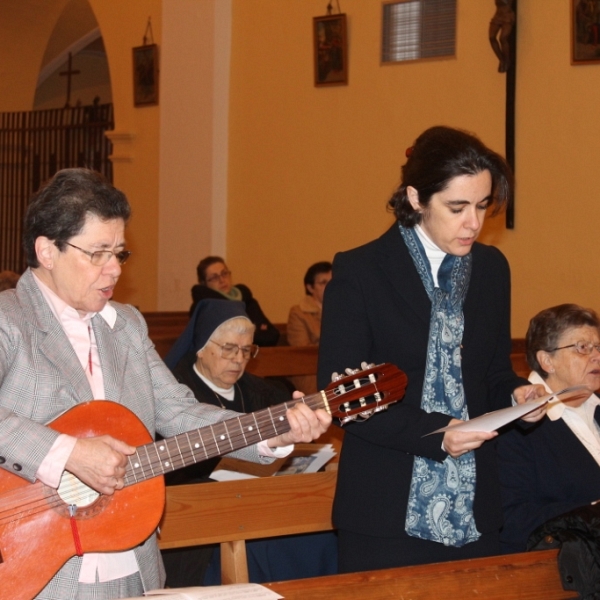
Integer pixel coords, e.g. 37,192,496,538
208,339,259,360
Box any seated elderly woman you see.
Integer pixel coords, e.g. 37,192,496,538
287,261,332,394
162,299,337,586
497,303,600,553
190,256,280,346
164,298,290,484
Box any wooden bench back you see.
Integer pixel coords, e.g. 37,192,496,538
246,345,318,377
142,311,531,380
265,549,574,599
158,470,337,584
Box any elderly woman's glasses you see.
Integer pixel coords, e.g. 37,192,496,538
205,270,231,285
549,341,600,355
208,339,259,360
63,242,131,266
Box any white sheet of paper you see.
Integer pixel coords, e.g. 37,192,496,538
275,444,336,476
425,385,590,435
209,469,258,482
210,444,337,481
124,583,283,600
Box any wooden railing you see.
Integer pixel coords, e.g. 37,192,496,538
265,550,575,599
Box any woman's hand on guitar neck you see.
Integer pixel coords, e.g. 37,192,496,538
267,391,332,449
65,435,136,495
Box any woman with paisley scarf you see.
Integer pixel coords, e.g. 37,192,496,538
317,126,545,572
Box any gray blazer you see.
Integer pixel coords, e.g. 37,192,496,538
0,269,264,599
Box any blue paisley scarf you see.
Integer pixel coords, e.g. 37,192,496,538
400,225,481,548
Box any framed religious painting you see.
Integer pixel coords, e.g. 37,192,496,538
313,14,348,86
571,0,600,64
132,44,159,106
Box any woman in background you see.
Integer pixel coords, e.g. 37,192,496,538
287,261,332,394
497,303,600,553
190,256,280,346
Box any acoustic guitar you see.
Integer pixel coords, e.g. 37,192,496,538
0,363,407,600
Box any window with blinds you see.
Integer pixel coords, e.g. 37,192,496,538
381,0,456,64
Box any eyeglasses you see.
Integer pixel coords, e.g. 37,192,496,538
549,341,600,355
63,242,131,266
208,339,259,360
205,270,231,285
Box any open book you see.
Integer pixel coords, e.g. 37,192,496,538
210,443,337,482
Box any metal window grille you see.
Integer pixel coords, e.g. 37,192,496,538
382,0,456,63
0,104,114,273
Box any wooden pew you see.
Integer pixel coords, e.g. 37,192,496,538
158,469,572,597
141,308,530,378
265,550,576,599
246,345,318,378
143,311,189,359
158,469,337,584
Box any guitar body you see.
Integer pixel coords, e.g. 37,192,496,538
0,401,165,600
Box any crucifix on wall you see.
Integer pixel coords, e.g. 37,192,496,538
59,52,80,109
489,0,517,229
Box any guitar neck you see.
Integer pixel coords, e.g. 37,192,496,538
124,393,324,486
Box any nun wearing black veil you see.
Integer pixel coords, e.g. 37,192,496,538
161,299,338,586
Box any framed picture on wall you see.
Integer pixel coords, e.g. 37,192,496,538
132,44,159,106
571,0,600,64
313,14,348,86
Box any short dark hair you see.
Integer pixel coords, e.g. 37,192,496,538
526,303,600,378
196,256,227,284
23,168,131,268
304,261,332,295
387,126,513,227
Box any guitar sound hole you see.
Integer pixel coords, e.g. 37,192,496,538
53,471,111,518
57,472,99,507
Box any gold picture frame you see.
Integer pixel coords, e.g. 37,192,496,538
571,0,600,65
132,44,159,106
313,14,348,86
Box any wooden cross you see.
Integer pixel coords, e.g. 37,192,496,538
59,52,80,109
505,0,517,229
489,0,517,228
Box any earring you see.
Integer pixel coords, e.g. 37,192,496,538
549,368,555,373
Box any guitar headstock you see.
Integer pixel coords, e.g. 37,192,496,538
323,363,407,425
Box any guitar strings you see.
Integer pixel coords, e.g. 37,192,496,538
123,378,394,484
0,370,402,527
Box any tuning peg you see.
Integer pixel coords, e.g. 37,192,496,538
339,414,357,425
331,372,343,382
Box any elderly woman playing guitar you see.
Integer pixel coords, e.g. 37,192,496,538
0,168,332,600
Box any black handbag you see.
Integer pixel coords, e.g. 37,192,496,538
527,503,600,599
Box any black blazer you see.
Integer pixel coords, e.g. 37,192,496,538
318,224,526,538
497,406,600,553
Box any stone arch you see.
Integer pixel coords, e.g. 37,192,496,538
34,0,111,110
